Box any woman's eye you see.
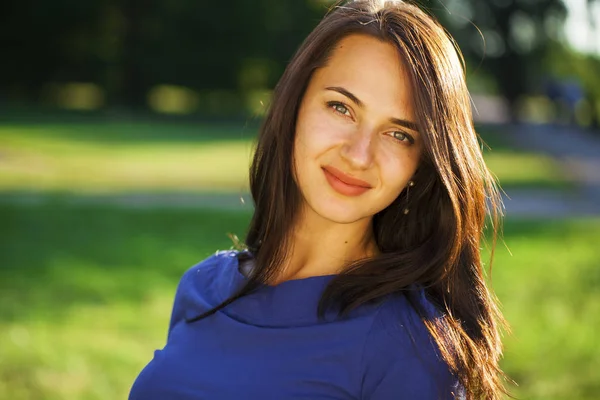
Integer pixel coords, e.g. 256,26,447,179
391,131,414,144
328,102,351,117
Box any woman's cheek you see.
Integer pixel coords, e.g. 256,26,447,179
303,120,343,152
378,149,406,179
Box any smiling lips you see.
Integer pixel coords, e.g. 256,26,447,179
322,166,372,196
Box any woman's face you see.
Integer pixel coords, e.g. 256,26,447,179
293,34,423,224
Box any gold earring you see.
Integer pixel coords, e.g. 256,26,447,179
403,180,415,215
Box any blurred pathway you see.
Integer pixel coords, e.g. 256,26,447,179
0,192,253,211
500,189,599,217
507,124,600,195
2,189,599,218
497,123,600,216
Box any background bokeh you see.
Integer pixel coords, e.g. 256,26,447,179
1,0,599,399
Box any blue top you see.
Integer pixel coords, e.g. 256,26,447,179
129,250,464,399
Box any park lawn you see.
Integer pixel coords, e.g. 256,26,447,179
0,123,254,193
1,203,599,400
0,204,252,400
0,122,572,193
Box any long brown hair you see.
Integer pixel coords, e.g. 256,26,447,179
188,1,511,398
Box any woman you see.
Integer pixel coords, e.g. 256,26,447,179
129,0,510,399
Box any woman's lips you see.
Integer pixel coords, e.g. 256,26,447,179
322,166,372,196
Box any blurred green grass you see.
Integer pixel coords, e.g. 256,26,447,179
1,203,599,399
0,123,254,193
0,204,252,400
0,122,572,192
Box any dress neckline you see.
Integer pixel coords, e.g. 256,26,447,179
213,250,371,328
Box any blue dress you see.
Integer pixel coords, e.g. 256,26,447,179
129,250,464,399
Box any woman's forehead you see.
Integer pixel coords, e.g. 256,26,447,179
310,34,415,117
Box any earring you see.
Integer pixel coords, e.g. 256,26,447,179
403,180,415,215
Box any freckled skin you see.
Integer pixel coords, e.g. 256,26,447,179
293,34,423,225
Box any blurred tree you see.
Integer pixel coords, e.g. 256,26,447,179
0,0,324,111
0,0,592,118
587,0,599,54
0,0,108,103
425,0,567,121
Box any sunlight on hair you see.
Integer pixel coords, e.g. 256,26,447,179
359,0,404,13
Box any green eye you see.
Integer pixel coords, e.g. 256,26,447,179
335,104,347,114
327,101,350,116
391,131,415,144
393,132,407,141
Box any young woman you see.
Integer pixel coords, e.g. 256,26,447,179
129,1,510,399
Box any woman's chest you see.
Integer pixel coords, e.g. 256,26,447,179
129,316,368,400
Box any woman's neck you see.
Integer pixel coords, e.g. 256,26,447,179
271,205,379,284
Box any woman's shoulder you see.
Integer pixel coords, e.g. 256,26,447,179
370,284,445,336
180,248,246,291
176,249,241,288
360,286,463,399
182,248,238,272
168,250,242,329
366,285,445,352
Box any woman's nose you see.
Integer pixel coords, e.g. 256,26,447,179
340,128,374,170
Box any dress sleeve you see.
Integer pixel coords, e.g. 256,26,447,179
360,296,464,400
165,253,223,340
166,263,202,340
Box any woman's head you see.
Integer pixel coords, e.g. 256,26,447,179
249,0,490,264
240,1,509,398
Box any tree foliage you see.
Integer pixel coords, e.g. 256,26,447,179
2,0,594,116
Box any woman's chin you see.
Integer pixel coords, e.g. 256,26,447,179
307,199,375,225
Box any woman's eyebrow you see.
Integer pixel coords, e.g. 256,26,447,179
389,117,419,132
325,86,419,132
326,86,364,108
